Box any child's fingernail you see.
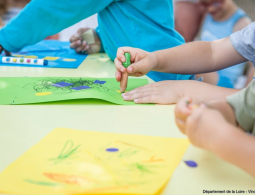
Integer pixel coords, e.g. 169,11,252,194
83,41,86,45
121,68,125,72
121,93,126,96
129,67,133,72
77,40,81,45
134,99,139,103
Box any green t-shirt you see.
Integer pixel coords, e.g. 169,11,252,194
227,80,255,135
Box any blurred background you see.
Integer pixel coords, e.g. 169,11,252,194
235,0,255,20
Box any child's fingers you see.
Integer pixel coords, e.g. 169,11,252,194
117,47,135,62
126,60,146,75
122,84,154,96
70,39,82,49
115,70,122,82
114,57,127,73
186,104,206,127
122,90,158,101
117,47,144,62
75,41,87,53
70,31,83,42
175,97,192,121
81,45,90,53
70,34,81,42
133,94,160,104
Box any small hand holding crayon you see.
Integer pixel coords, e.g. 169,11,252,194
114,47,157,82
175,97,202,133
0,45,11,56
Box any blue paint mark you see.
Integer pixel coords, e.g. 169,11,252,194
93,80,106,85
52,82,73,87
71,86,91,90
184,160,197,168
106,148,119,152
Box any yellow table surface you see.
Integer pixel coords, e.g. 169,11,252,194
0,53,254,194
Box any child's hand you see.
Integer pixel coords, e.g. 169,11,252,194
115,47,157,82
184,104,231,151
175,97,203,132
121,80,183,104
175,97,194,132
70,28,101,54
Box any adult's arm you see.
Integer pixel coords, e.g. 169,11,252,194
174,0,205,42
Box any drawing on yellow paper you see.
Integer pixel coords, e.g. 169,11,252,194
0,128,189,195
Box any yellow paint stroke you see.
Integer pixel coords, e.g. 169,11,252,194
116,90,129,94
142,155,165,163
63,58,77,62
35,92,52,96
43,57,60,61
24,56,38,59
12,55,24,57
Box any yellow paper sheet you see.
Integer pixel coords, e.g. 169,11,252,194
0,128,189,195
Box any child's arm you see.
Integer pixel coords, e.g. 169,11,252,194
115,37,247,80
154,37,246,74
0,0,113,52
184,106,255,178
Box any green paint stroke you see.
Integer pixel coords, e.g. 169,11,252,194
132,163,155,174
25,179,60,187
118,148,138,158
49,140,81,164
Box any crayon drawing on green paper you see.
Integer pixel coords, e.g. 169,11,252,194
0,77,148,105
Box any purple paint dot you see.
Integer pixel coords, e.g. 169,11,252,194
52,82,73,87
71,86,91,90
93,80,106,85
184,160,198,168
106,148,119,152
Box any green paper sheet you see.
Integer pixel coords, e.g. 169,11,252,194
0,77,148,105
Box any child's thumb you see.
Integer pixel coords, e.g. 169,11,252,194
127,60,145,74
